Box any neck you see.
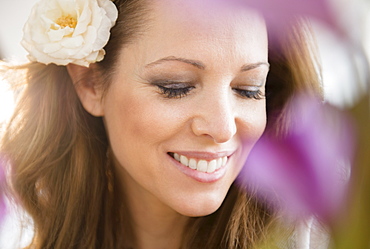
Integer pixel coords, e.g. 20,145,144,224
132,203,188,249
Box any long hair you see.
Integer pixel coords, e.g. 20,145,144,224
0,1,321,248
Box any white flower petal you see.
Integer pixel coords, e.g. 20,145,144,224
44,0,60,13
72,43,94,60
98,0,118,25
85,50,100,62
48,29,66,42
61,35,84,49
71,59,89,67
49,47,81,60
30,45,71,65
65,27,75,36
56,0,76,14
90,2,104,29
43,43,62,53
44,9,63,24
94,16,112,50
40,14,56,30
96,49,105,61
84,26,98,45
73,2,91,36
31,29,50,44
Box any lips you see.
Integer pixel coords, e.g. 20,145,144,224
167,150,235,183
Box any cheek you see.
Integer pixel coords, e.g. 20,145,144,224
237,101,267,166
102,86,177,196
102,85,185,154
240,101,267,141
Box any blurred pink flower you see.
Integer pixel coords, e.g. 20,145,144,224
186,0,341,42
238,0,343,42
240,95,355,222
185,0,336,21
238,0,337,28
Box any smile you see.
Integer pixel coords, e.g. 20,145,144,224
169,152,228,173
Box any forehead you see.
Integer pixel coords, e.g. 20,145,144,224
140,0,268,60
115,0,268,74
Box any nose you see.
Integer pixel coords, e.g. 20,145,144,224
191,91,237,144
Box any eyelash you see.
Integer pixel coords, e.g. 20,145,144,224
155,84,264,100
156,84,194,99
233,89,265,100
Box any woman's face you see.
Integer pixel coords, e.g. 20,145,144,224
102,0,269,216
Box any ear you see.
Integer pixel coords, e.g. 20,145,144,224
67,64,105,117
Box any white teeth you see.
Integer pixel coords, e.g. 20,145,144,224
222,157,227,166
217,158,223,169
207,160,217,173
172,153,228,173
180,155,189,166
189,158,197,169
197,160,208,172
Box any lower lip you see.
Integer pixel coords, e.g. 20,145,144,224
168,154,230,183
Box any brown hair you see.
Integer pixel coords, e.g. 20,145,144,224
0,1,321,248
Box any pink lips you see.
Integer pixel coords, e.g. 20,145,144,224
168,151,235,183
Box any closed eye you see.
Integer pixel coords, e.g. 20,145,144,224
154,83,195,99
233,89,265,100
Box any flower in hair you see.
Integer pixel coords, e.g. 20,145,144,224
21,0,118,67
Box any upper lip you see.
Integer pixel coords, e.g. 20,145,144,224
169,150,235,160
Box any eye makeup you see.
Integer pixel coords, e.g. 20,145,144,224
231,70,267,100
141,67,199,99
232,88,265,100
141,59,268,100
150,80,196,99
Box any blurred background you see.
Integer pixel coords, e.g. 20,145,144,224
0,0,369,248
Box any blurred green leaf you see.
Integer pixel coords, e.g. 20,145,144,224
332,95,370,249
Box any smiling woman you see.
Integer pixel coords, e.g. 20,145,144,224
0,0,321,249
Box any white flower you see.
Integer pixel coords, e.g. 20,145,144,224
21,0,118,67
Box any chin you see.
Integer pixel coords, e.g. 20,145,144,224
178,206,222,218
172,193,227,217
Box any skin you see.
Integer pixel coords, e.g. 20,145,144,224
71,1,269,248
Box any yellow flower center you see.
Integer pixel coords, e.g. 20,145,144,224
55,14,77,29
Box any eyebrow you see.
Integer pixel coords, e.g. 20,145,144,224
145,56,205,70
145,56,269,72
241,62,270,72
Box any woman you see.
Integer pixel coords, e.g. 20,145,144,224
1,0,322,248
